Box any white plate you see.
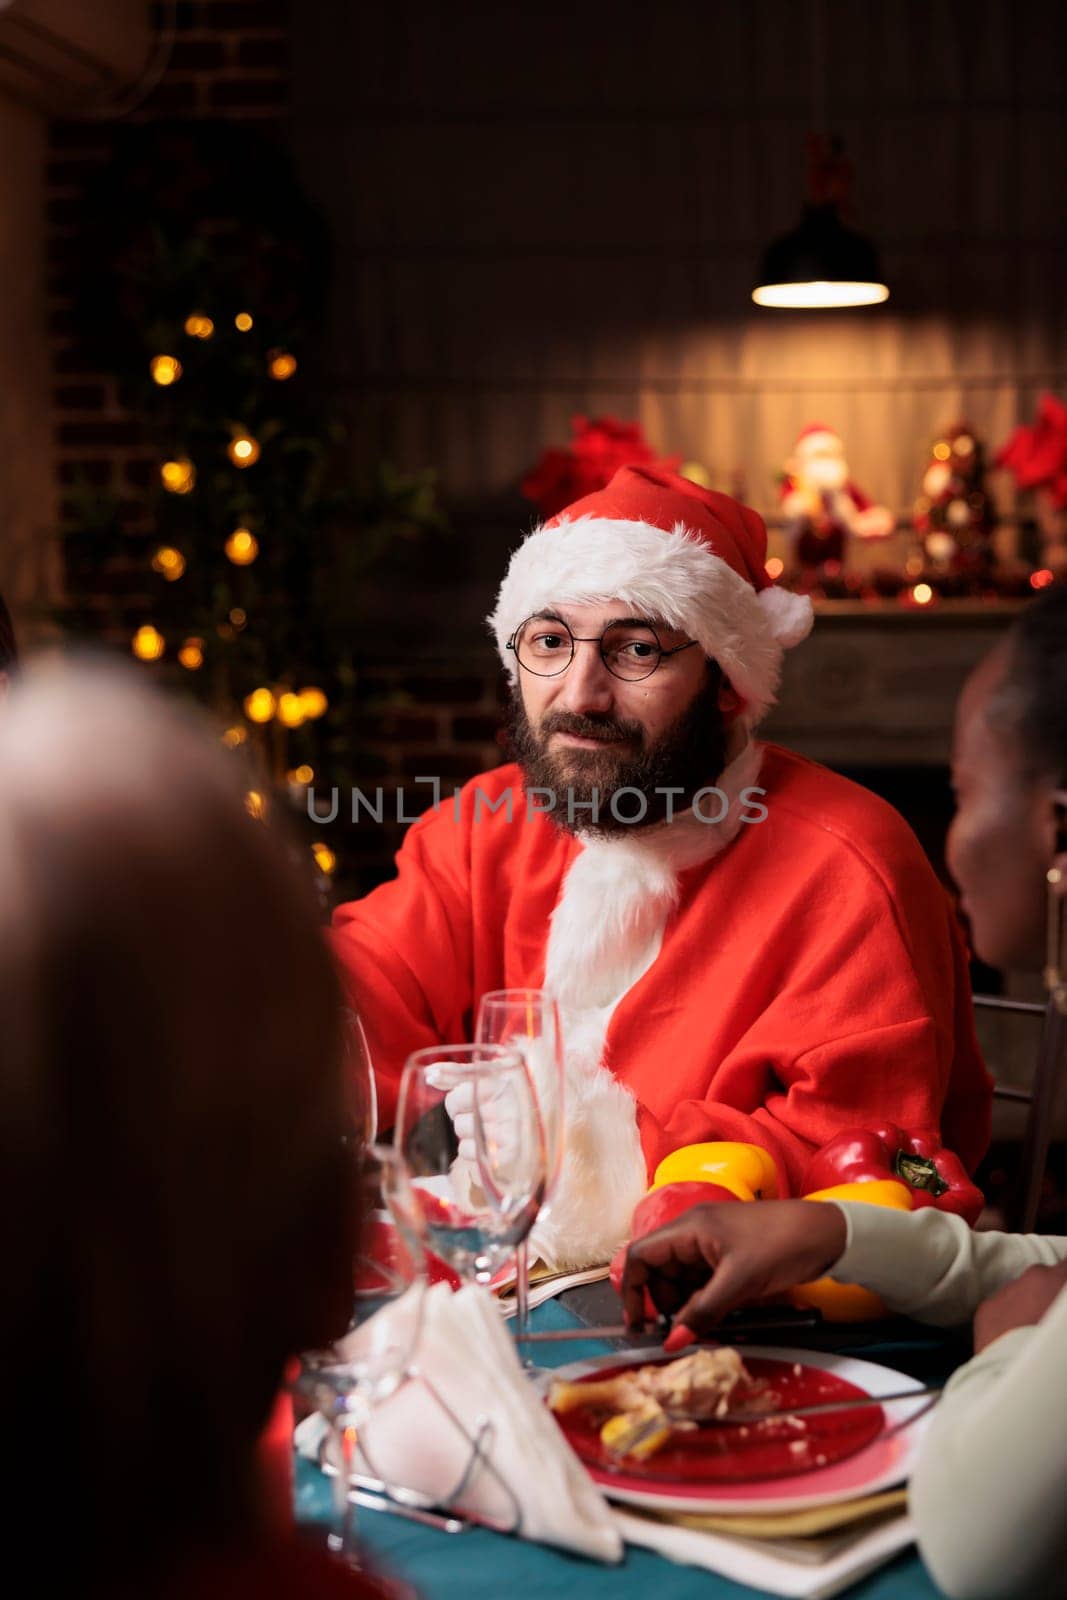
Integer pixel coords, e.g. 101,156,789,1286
543,1344,935,1515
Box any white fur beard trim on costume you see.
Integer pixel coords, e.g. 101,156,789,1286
526,740,765,1271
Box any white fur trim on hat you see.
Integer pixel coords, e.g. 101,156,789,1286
488,516,813,723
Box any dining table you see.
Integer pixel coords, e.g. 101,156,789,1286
294,1287,964,1600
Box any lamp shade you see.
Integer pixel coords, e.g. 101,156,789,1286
753,203,888,308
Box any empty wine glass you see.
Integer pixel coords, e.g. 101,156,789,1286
394,1043,547,1289
341,1008,378,1147
475,990,564,1336
296,1142,427,1565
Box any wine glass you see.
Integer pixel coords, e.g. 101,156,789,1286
475,990,564,1337
295,1142,427,1565
341,1008,378,1147
394,1043,547,1289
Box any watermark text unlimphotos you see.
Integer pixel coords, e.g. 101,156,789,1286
307,777,769,828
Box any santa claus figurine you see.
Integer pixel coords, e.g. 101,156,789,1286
780,424,895,572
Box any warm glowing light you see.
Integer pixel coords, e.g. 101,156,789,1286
268,349,298,381
227,432,261,467
1031,568,1055,590
222,725,248,748
764,556,785,580
912,583,934,606
224,527,259,565
228,608,247,631
235,311,254,332
244,687,276,723
160,457,196,495
178,637,204,670
132,624,165,661
277,691,307,728
751,281,889,309
150,354,183,386
245,790,267,821
933,441,952,461
905,554,924,576
299,686,328,720
151,545,186,580
312,841,337,876
289,764,314,784
184,313,215,340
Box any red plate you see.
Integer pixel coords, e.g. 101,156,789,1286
552,1355,884,1485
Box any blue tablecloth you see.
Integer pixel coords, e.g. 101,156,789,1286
295,1300,951,1600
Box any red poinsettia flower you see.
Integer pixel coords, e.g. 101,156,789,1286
996,393,1067,508
520,415,681,517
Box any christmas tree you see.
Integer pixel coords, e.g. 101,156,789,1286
59,123,442,881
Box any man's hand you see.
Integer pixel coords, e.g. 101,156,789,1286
973,1260,1067,1353
620,1199,848,1333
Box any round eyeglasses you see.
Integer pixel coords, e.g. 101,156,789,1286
507,617,699,682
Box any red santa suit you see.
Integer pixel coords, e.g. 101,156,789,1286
331,467,991,1269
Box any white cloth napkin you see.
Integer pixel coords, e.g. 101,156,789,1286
314,1282,622,1562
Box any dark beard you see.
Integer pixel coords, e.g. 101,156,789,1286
504,667,729,836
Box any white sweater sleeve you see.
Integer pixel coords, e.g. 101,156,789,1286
827,1204,1067,1598
828,1202,1067,1325
909,1286,1067,1598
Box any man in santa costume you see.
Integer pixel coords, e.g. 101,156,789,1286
332,466,990,1269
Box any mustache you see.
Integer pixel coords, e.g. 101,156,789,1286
540,710,643,744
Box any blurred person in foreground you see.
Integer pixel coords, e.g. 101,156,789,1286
0,661,390,1598
622,585,1067,1600
0,587,18,691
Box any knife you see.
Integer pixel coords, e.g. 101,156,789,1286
683,1383,943,1427
515,1313,821,1343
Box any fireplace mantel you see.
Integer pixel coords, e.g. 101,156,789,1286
761,600,1024,768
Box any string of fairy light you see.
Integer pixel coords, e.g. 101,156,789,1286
130,306,336,876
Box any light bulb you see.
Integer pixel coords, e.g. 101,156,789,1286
751,281,889,309
227,432,261,468
224,528,259,565
150,354,183,386
268,350,297,381
298,686,328,720
151,545,186,580
178,638,204,670
160,458,196,495
312,841,337,875
132,625,165,661
277,691,307,728
243,687,276,724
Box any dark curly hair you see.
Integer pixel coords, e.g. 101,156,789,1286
1001,584,1067,783
0,593,16,673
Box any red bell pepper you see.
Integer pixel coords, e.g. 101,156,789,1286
802,1123,984,1225
609,1180,740,1295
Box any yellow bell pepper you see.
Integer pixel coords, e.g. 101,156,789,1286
651,1141,779,1202
790,1178,913,1322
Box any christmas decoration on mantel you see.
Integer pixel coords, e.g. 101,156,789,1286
779,423,893,570
912,423,996,577
520,416,681,517
59,123,443,883
996,392,1067,577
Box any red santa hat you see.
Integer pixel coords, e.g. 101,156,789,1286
488,465,813,723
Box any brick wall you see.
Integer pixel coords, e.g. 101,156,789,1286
46,4,507,893
338,659,508,894
48,1,290,610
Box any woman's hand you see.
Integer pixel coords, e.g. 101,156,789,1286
620,1199,848,1333
973,1260,1067,1353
